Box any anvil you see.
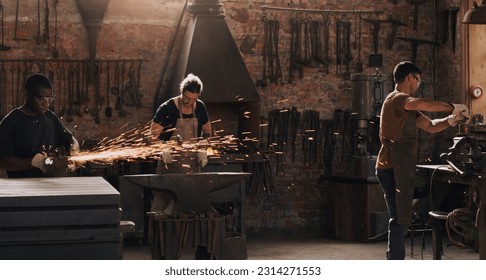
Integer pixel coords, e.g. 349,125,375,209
121,172,250,213
119,172,251,241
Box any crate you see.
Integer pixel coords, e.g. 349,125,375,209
326,181,388,242
223,232,247,260
0,177,122,260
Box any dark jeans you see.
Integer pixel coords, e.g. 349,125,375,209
376,168,409,260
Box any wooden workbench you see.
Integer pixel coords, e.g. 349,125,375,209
0,176,122,260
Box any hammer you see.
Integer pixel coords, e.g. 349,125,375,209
396,36,439,63
407,0,427,31
363,18,389,67
387,18,407,49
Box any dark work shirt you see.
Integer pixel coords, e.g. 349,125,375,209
0,108,73,178
153,97,209,141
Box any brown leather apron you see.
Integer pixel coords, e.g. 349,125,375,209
389,110,417,225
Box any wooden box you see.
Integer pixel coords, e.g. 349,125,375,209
326,181,388,242
0,177,122,260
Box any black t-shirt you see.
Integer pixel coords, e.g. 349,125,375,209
0,108,73,178
153,97,209,141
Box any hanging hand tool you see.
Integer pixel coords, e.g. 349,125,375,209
105,62,112,118
75,62,82,116
342,21,353,80
356,13,363,73
13,0,28,41
118,61,127,117
387,18,407,49
439,9,449,45
449,6,460,53
66,66,74,122
364,18,387,67
59,62,66,117
0,1,10,51
15,62,22,107
396,36,439,63
10,65,15,109
52,0,59,57
44,0,49,50
125,61,143,107
36,0,42,45
82,61,90,113
335,19,342,74
92,62,101,124
321,17,331,74
407,0,426,31
309,20,320,67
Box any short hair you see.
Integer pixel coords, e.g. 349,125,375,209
25,73,53,95
179,73,203,94
392,61,422,84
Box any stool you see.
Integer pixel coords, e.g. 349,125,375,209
428,211,449,260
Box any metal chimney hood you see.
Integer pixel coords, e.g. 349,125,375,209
167,0,261,104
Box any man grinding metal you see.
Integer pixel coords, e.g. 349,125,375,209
149,73,212,211
150,73,212,173
149,73,213,259
0,73,79,178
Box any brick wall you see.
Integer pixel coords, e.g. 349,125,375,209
0,0,463,233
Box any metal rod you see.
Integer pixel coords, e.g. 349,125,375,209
261,5,383,15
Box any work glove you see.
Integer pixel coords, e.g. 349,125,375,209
197,150,208,168
451,104,470,118
161,149,173,165
447,111,469,127
31,153,48,173
44,156,69,177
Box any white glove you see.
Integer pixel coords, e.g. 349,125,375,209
451,104,470,119
447,113,468,127
161,150,173,165
197,150,208,168
31,153,48,173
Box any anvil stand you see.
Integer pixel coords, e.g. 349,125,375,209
119,172,250,259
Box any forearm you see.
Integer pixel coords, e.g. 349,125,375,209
149,122,163,142
201,122,212,138
0,156,34,171
429,117,453,133
405,98,453,113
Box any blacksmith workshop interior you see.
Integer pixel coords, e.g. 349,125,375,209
1,0,486,261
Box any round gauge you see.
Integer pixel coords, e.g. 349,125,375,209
469,85,484,99
472,114,484,124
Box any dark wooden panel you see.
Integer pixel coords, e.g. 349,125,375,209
0,227,121,243
0,177,120,207
326,182,387,242
0,208,121,228
0,242,122,260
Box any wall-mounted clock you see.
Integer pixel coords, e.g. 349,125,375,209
469,85,484,99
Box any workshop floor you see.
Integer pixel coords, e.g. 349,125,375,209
121,230,479,260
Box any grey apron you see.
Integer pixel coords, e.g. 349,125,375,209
389,110,417,225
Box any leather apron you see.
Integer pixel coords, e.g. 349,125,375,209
157,96,199,174
389,110,417,225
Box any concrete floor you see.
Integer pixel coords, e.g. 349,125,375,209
122,230,480,260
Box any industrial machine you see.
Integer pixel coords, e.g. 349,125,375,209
440,124,486,176
350,72,388,179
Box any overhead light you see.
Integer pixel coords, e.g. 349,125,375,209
463,0,486,24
